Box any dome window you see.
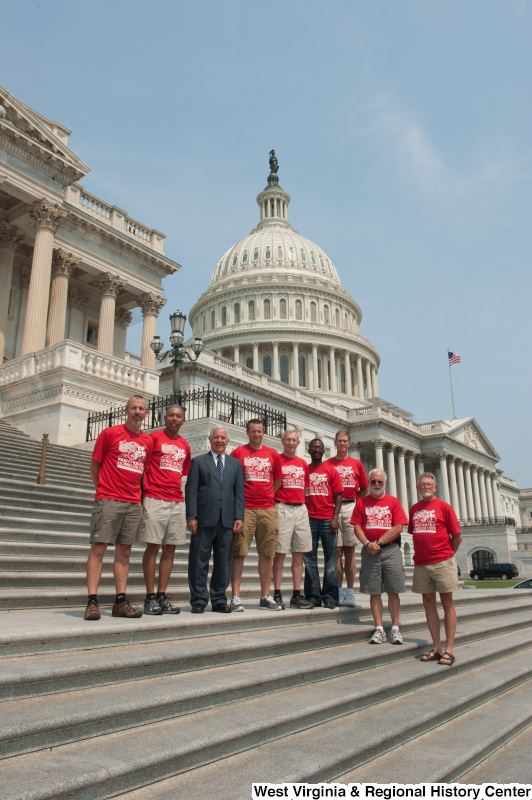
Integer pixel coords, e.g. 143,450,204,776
211,310,216,329
320,258,325,269
263,299,271,319
248,300,255,321
246,356,254,370
265,248,271,259
232,256,237,267
324,305,330,325
279,298,287,320
310,302,317,322
288,247,295,261
242,252,248,263
335,309,340,327
277,247,283,260
280,355,289,384
234,302,241,323
300,251,306,263
298,355,306,387
253,250,259,261
311,254,316,265
295,300,303,320
221,306,227,326
263,355,272,377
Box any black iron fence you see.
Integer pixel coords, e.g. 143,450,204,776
86,385,287,441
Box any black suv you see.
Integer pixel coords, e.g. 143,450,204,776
469,563,519,580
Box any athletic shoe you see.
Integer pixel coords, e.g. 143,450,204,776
230,595,244,612
143,597,163,615
158,595,180,614
112,599,142,618
338,587,345,606
290,595,314,609
344,588,357,607
391,628,404,645
273,591,286,609
369,628,387,644
259,595,282,610
323,599,337,609
84,599,100,621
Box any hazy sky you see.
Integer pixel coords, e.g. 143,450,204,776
2,0,531,485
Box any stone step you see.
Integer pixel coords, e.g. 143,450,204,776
0,514,89,531
457,721,532,783
1,627,531,800
0,477,94,498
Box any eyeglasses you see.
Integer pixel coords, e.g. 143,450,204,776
418,483,434,489
370,480,385,485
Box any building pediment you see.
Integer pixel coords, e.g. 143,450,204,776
0,84,89,183
444,417,500,460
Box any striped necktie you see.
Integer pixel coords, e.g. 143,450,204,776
216,454,224,482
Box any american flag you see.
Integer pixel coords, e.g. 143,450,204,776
448,351,462,366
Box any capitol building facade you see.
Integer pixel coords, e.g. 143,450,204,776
0,84,527,575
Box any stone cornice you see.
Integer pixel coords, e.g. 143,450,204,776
0,125,85,184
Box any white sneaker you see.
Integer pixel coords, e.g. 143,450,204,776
338,587,345,606
259,595,282,610
344,588,356,607
369,628,387,644
391,628,403,645
230,595,244,612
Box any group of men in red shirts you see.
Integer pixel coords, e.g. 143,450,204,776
84,396,462,665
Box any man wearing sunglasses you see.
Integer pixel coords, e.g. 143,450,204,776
352,468,407,644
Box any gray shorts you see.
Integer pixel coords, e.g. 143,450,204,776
359,543,406,595
275,503,312,553
140,497,187,546
90,499,143,545
337,501,357,547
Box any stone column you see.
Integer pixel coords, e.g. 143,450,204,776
464,463,475,520
438,452,451,504
272,341,279,380
344,351,351,396
311,343,318,391
292,342,299,386
233,344,240,365
456,461,468,521
253,342,259,371
491,474,501,518
365,360,373,399
115,307,133,359
372,365,379,398
329,346,337,392
0,223,25,362
374,439,384,471
356,355,364,398
386,445,397,497
478,469,489,519
138,293,166,368
94,273,125,356
46,250,79,347
396,447,409,513
447,457,460,517
407,452,418,507
471,467,483,520
485,471,495,520
21,199,67,355
15,268,30,356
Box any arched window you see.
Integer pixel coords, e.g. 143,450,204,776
263,299,271,319
298,355,306,387
310,302,317,322
295,300,303,320
210,310,215,329
234,303,240,323
340,363,346,393
248,300,255,321
472,550,495,571
242,252,248,263
263,355,272,376
280,355,289,384
221,306,227,326
335,308,340,327
246,356,253,370
279,299,287,320
317,359,322,389
324,305,330,325
253,250,259,261
265,248,271,259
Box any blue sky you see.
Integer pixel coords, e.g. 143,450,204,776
2,0,531,485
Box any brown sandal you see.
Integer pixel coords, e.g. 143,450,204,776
438,651,456,666
420,648,443,662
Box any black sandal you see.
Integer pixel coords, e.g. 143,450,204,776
420,648,443,662
438,651,456,666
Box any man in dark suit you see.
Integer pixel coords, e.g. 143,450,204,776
185,426,245,613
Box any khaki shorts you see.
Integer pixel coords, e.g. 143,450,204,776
337,500,357,547
359,543,406,595
140,497,186,546
275,503,312,554
412,556,459,594
90,499,143,545
232,507,278,558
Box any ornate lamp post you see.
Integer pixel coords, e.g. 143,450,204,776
150,309,204,394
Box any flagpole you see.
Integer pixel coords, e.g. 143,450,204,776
447,349,456,419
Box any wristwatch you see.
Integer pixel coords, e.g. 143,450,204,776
376,539,383,547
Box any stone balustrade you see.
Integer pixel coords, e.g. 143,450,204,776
64,184,165,254
0,340,159,393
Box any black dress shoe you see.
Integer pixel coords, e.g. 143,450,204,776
323,599,337,609
191,604,204,613
212,603,232,613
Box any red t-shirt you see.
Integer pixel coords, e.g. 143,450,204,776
352,494,407,542
275,454,309,503
326,456,368,501
92,424,152,503
305,462,343,520
143,430,191,502
231,443,282,509
408,497,461,565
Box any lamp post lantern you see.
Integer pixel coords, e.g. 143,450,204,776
150,309,204,394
